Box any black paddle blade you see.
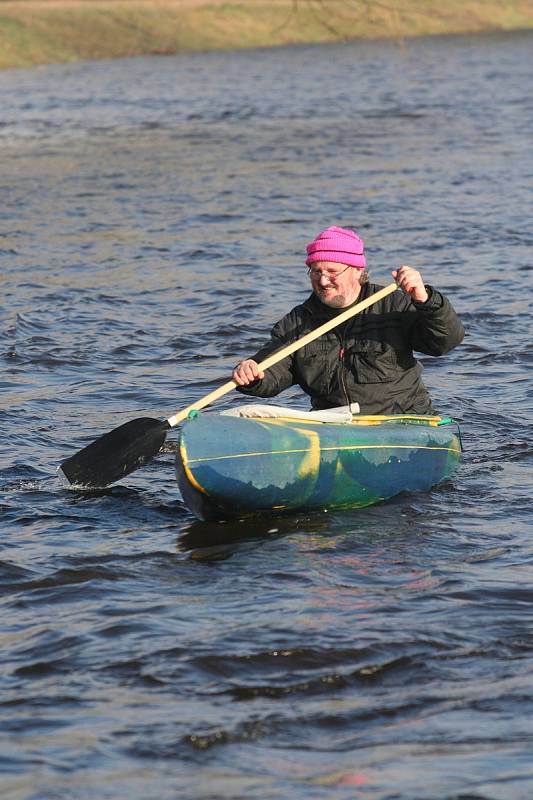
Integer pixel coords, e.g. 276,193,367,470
58,417,170,489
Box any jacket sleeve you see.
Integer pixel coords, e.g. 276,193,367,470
236,317,297,398
407,286,465,356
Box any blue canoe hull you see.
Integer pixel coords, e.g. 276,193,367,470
176,413,462,521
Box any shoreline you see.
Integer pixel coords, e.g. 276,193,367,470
1,0,532,70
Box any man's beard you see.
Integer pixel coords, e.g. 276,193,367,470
316,289,349,308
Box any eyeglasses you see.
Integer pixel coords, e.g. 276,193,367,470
307,265,351,282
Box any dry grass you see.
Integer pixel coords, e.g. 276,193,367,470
1,0,532,69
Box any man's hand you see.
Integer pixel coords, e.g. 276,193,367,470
232,359,265,386
392,265,429,303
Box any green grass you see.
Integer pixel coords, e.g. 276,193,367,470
1,0,532,70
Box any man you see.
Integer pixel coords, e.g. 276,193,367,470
232,226,464,415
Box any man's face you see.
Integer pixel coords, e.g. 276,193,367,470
308,261,361,308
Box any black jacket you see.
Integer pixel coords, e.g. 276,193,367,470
237,282,464,414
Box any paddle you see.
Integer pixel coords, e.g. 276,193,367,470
59,282,398,488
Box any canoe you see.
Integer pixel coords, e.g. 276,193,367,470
175,407,462,521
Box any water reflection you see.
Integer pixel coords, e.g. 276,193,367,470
177,512,329,557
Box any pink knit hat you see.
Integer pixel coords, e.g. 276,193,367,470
306,225,366,269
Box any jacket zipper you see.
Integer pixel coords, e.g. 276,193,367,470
338,332,351,408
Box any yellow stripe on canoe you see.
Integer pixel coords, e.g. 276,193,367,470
179,440,209,495
185,442,462,466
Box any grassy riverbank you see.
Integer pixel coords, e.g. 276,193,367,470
1,0,532,70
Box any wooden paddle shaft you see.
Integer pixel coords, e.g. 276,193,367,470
167,282,398,428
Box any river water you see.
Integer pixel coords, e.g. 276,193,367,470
1,31,532,799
